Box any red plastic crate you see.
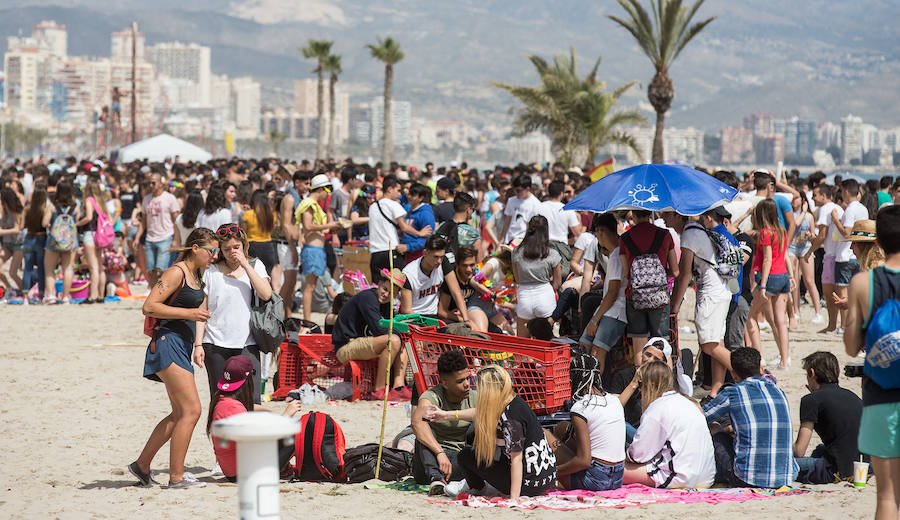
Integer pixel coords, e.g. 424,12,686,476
272,335,376,401
400,326,571,415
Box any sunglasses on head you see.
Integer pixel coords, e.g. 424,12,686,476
216,223,241,237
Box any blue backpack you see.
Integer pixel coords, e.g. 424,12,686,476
864,268,900,389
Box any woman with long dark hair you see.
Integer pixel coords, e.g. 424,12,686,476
22,181,49,299
130,228,218,489
175,190,204,249
0,187,25,294
196,184,232,231
42,180,78,303
241,189,278,275
511,215,561,337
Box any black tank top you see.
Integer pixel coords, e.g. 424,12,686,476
862,266,900,406
159,265,205,343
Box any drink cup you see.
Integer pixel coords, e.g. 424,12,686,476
854,461,869,488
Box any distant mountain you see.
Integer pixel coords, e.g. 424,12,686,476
1,0,899,129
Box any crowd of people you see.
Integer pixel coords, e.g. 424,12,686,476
3,156,899,514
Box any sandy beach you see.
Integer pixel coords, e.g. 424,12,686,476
0,295,875,519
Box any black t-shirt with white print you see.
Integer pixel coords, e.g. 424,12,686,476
498,396,557,491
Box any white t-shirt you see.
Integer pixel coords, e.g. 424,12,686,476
581,234,608,279
837,200,868,262
174,214,195,245
600,246,627,322
817,201,842,257
196,208,233,231
401,257,448,315
573,232,596,271
504,194,540,243
368,198,406,253
628,391,716,489
724,199,754,232
202,260,271,349
569,393,626,463
681,224,732,302
535,200,579,242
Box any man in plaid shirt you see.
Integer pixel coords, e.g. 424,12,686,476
703,348,799,487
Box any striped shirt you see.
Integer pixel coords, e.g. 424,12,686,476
704,376,799,488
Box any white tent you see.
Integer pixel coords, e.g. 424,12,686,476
116,134,212,163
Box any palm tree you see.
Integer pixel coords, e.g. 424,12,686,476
493,48,645,168
323,53,342,160
268,129,287,157
608,0,714,163
365,36,404,167
299,39,333,161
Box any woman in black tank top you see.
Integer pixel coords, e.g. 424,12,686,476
130,228,218,489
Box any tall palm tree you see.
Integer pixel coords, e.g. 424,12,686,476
268,129,287,157
299,39,333,161
609,0,714,163
365,36,404,167
493,48,645,168
323,53,342,159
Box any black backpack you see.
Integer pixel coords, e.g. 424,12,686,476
343,443,413,483
294,412,346,482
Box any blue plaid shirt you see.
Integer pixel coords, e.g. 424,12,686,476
704,376,799,488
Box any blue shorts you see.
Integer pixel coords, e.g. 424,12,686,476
580,316,626,352
788,242,811,258
835,259,859,287
755,271,790,295
143,328,194,382
859,403,900,458
301,245,327,277
570,460,624,491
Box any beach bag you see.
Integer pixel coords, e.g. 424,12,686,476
250,260,286,354
864,268,900,389
686,222,743,294
48,206,77,252
294,412,346,482
621,228,669,310
87,196,116,249
102,249,128,275
343,443,413,483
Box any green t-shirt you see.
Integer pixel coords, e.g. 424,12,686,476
878,191,892,208
419,385,478,452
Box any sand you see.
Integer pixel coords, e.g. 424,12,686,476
0,294,875,519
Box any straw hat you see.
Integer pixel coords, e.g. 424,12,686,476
844,219,877,242
380,267,407,288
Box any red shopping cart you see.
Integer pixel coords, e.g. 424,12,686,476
272,333,376,401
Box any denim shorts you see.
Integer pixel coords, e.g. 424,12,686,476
579,316,626,352
80,230,95,247
835,259,859,287
788,241,810,258
755,271,790,295
569,460,624,491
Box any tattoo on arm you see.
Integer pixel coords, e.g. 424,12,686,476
154,280,167,295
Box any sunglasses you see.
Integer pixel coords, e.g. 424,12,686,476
216,223,241,237
199,245,219,256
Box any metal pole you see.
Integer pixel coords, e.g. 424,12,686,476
131,21,138,143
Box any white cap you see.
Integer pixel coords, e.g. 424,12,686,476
645,337,672,360
310,174,330,190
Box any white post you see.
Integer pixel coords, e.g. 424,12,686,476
212,412,300,520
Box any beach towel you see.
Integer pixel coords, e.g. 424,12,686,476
426,483,829,510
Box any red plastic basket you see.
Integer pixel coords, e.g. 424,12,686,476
400,326,571,415
272,335,376,401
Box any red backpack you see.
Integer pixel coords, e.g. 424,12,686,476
294,412,346,482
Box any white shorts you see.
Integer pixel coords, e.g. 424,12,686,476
277,242,299,271
516,283,556,320
695,296,730,345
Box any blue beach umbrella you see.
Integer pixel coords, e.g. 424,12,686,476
564,163,738,216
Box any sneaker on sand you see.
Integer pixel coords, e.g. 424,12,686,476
212,462,223,477
167,478,206,489
758,320,772,331
811,313,825,324
444,480,474,498
429,481,446,496
127,461,159,487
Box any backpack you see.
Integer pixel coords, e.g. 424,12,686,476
434,219,459,264
294,412,346,482
88,196,116,249
864,267,900,389
621,228,669,310
685,222,743,294
343,443,413,483
48,206,77,252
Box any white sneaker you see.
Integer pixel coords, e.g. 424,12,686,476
444,479,472,498
212,462,223,477
833,327,845,336
759,320,772,331
811,313,825,324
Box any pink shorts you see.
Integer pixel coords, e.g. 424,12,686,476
822,255,836,285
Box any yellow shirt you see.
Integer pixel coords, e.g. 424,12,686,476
295,197,327,228
241,209,273,242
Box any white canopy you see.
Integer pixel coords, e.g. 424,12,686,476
116,134,212,163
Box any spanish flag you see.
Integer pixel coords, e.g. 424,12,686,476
587,157,615,183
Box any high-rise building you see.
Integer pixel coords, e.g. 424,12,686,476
147,42,211,106
232,76,260,138
349,103,371,144
370,97,411,147
754,134,785,165
292,78,350,142
720,127,754,164
840,114,863,164
111,27,146,62
31,20,67,58
743,112,774,136
778,116,817,158
3,36,55,112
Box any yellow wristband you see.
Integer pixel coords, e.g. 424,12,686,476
455,410,460,421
